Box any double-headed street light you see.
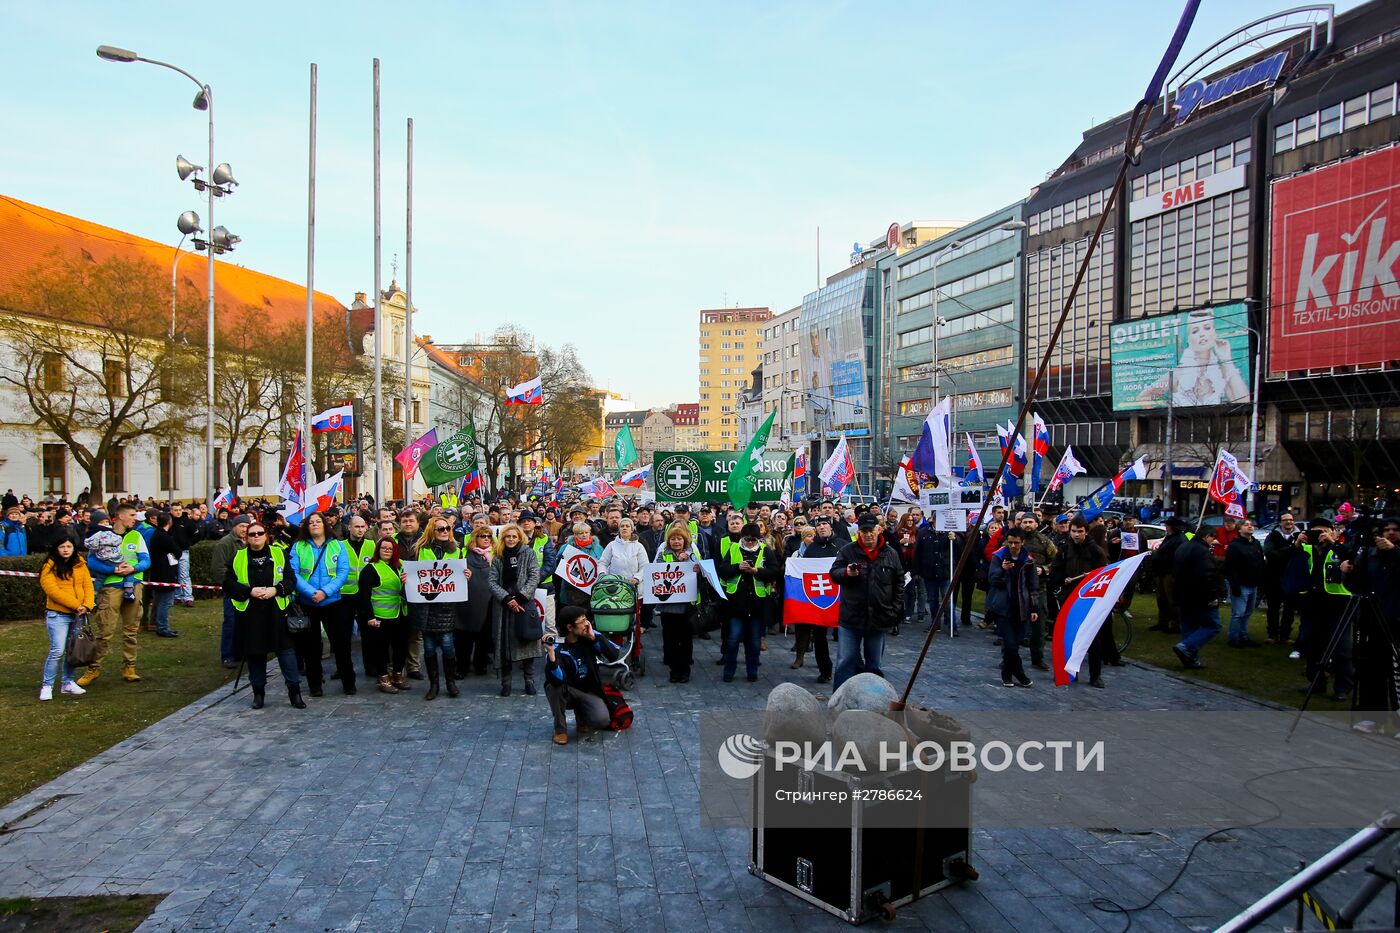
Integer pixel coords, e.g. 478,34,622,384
99,44,239,505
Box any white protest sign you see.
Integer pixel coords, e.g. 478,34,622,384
1120,531,1140,552
558,544,600,594
534,587,555,631
935,509,967,532
697,558,727,599
404,559,470,604
640,561,698,604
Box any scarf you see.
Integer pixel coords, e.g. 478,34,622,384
858,533,883,563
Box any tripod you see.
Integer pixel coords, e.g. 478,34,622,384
1288,590,1399,742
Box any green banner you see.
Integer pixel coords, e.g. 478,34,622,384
614,424,638,469
652,450,794,503
419,424,480,487
1110,303,1252,412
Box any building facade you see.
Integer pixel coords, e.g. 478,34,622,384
759,306,805,456
698,307,771,449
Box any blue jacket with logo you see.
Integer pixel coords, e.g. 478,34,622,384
290,538,351,605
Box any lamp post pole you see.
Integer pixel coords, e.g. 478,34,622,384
1246,324,1263,515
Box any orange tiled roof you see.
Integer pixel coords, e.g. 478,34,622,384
0,193,346,331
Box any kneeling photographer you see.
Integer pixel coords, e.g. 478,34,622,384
544,606,623,745
1342,515,1400,725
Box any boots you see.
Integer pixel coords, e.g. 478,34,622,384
392,670,409,690
377,674,398,694
288,685,306,709
445,664,459,698
251,686,265,710
791,650,805,670
424,656,440,701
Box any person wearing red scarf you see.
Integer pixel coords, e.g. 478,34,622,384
829,513,903,689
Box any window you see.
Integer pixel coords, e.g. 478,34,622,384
159,446,177,491
942,303,1015,338
42,444,65,495
897,326,933,349
1370,84,1395,121
160,367,177,402
898,261,1015,313
103,359,124,397
247,450,262,487
1319,103,1342,138
393,398,403,421
1343,94,1368,131
104,445,125,493
41,352,63,391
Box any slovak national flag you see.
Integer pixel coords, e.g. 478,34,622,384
459,469,483,497
1030,413,1050,493
505,377,544,405
311,404,355,434
964,433,984,485
1053,553,1150,684
618,465,650,489
784,557,840,627
793,449,807,482
281,472,344,526
578,477,616,499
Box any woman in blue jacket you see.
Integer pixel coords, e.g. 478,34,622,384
289,512,351,697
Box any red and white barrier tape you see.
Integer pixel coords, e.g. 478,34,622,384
0,569,223,590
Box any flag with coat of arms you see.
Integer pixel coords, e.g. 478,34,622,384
784,557,840,627
818,435,855,497
311,404,354,434
1207,448,1251,518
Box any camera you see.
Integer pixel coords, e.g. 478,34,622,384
544,634,556,647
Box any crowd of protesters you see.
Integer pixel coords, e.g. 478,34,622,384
9,483,1396,738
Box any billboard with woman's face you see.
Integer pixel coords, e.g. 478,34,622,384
1110,303,1252,411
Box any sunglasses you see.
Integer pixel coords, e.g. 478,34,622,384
435,526,451,532
247,530,267,538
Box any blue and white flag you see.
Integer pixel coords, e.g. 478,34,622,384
911,396,952,478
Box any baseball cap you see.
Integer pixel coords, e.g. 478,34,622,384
857,513,881,531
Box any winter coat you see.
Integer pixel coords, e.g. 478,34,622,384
2,518,28,557
1155,532,1186,579
556,536,604,608
289,538,351,606
491,544,548,664
40,559,94,614
223,544,296,656
412,540,468,634
600,538,649,583
986,546,1040,622
1051,538,1106,593
148,528,182,586
828,534,903,632
210,533,244,584
1223,535,1265,594
1173,537,1222,610
913,522,954,581
456,549,496,634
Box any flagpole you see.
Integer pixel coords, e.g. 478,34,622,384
1195,448,1218,535
372,57,384,507
403,115,414,506
303,63,316,471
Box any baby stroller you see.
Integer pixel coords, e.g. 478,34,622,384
590,574,645,689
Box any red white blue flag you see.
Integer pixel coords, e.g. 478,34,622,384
793,449,807,482
617,465,650,489
818,436,855,497
458,469,483,497
311,404,355,434
578,477,616,499
281,471,343,526
964,433,984,485
1030,413,1050,493
1053,553,1150,684
505,377,543,405
783,556,840,627
1207,448,1250,518
1075,457,1148,523
1047,445,1086,494
277,429,307,505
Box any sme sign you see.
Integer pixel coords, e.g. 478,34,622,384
1129,164,1247,221
1171,50,1289,125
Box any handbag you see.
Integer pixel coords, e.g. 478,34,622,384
65,614,97,668
512,596,545,642
284,542,328,634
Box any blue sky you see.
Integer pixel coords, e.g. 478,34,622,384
4,0,1349,407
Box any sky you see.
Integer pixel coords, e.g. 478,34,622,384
3,0,1355,409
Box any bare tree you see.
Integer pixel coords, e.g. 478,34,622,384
0,255,202,501
213,303,294,493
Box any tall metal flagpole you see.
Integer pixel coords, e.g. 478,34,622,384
372,58,384,505
304,64,317,469
404,117,414,503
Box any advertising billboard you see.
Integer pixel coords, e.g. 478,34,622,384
1269,146,1400,376
1110,303,1251,411
801,271,870,432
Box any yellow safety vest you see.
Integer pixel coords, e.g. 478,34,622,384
532,535,553,585
229,545,291,612
661,550,698,604
101,530,147,586
340,538,375,596
1301,542,1351,597
722,543,770,598
367,562,406,619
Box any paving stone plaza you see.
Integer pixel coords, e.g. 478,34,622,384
0,626,1389,932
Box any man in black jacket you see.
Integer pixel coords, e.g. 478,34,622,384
1151,517,1187,633
168,502,201,608
1172,527,1222,669
544,606,623,745
914,519,956,633
1052,518,1110,686
1342,516,1400,724
1262,513,1304,645
147,512,182,638
1224,519,1265,648
829,513,902,689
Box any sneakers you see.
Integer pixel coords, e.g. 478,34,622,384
1002,677,1015,688
121,665,141,682
1288,650,1302,660
39,685,53,701
1015,675,1034,688
61,681,85,696
75,669,99,687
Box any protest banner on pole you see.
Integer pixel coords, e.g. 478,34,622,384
558,545,600,594
651,450,794,502
640,561,698,604
404,559,470,603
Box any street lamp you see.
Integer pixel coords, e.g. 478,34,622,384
98,44,237,505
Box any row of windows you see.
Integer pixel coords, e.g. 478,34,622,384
1283,408,1400,441
898,261,1015,314
1026,231,1116,401
896,225,1018,281
763,319,797,341
1028,187,1113,237
941,345,1014,372
943,303,1015,339
1128,188,1250,317
40,444,265,496
1129,137,1251,201
1275,83,1397,153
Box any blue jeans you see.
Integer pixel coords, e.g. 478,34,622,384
152,588,177,634
423,630,456,662
247,648,301,688
43,611,76,687
221,598,237,663
1228,586,1258,644
176,551,192,602
1176,605,1222,659
722,615,763,679
834,627,885,689
922,579,953,631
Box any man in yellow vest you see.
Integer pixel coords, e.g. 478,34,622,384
77,504,151,686
1299,518,1353,701
716,522,780,682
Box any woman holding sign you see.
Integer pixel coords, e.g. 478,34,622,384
354,538,409,694
490,523,546,697
411,518,469,701
655,523,699,683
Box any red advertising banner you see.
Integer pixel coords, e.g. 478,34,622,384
1269,146,1400,375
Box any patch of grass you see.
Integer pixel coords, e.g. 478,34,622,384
0,894,163,932
0,600,234,807
968,586,1348,710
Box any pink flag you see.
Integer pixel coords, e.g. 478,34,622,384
395,428,438,480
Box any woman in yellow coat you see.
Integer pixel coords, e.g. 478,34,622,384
38,538,95,700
